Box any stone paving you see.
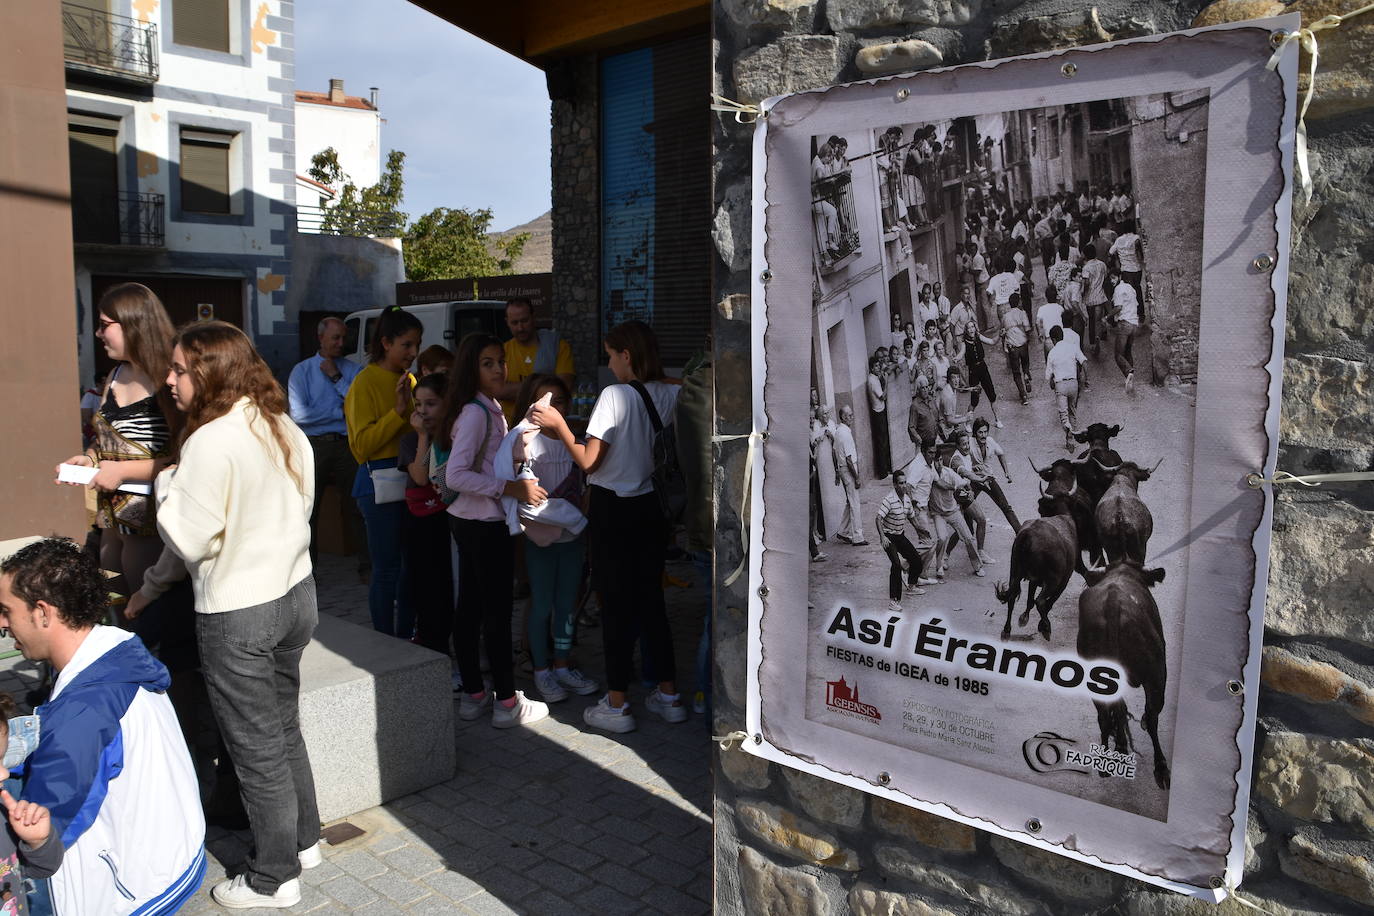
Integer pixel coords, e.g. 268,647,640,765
0,550,713,914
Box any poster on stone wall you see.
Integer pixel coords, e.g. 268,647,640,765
744,16,1297,900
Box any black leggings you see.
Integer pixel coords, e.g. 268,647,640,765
967,361,997,407
449,517,515,699
883,532,924,601
589,486,675,693
404,509,454,656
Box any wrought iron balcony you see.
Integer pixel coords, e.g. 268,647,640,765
62,2,159,84
74,191,165,248
297,203,405,238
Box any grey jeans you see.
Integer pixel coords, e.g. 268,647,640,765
197,575,321,893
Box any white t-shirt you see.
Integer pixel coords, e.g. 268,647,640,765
1036,303,1064,338
586,381,679,498
986,272,1019,306
1114,283,1140,325
1110,233,1141,272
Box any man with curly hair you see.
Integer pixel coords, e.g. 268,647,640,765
0,537,205,915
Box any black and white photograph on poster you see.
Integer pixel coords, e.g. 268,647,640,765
806,92,1206,820
747,18,1298,898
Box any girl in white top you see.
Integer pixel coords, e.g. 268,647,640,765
152,321,320,909
530,321,683,734
505,376,599,704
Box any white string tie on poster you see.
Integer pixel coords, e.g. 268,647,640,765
710,94,764,123
712,430,764,586
1266,1,1374,200
712,730,750,751
1245,469,1374,488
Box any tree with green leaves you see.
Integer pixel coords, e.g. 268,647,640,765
403,206,530,282
307,147,407,237
305,147,529,281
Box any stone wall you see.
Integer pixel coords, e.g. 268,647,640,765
711,1,1374,913
549,55,602,385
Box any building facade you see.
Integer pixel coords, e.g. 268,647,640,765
63,0,297,380
294,78,381,233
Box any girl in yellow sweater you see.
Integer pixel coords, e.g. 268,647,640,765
344,306,422,636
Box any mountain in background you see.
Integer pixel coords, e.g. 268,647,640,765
489,210,551,274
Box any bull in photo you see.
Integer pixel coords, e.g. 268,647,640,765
1095,460,1159,565
1077,560,1171,790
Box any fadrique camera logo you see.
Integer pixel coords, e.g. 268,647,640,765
1023,732,1137,779
825,676,881,723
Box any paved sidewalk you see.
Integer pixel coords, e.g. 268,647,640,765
0,551,713,915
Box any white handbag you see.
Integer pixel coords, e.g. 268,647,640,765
369,464,408,505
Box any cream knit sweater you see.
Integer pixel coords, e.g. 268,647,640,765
155,397,315,614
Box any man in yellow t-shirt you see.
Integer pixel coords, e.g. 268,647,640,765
499,297,575,422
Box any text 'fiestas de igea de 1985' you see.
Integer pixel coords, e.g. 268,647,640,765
824,607,1123,698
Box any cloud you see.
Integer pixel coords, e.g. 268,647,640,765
294,0,551,231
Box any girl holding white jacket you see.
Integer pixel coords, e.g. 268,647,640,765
155,321,321,910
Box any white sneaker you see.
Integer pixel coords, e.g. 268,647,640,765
584,695,637,733
554,667,600,696
1125,371,1135,394
916,577,939,586
534,669,569,703
979,551,996,564
887,599,903,612
645,689,688,724
298,842,323,869
903,584,926,596
974,567,988,578
211,874,301,909
492,690,549,729
458,690,492,721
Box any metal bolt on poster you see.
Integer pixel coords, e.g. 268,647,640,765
742,16,1298,900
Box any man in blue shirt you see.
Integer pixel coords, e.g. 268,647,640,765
288,317,367,576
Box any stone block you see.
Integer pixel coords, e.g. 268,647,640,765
738,846,831,914
1261,645,1374,725
989,834,1123,901
712,181,752,274
720,745,773,790
1278,832,1374,906
732,35,843,105
1280,355,1374,457
870,798,977,851
1191,0,1285,28
299,613,455,822
826,0,984,32
737,800,861,869
1265,498,1374,647
1256,732,1374,832
848,883,960,916
875,845,1041,915
721,0,819,33
782,767,866,827
1288,0,1374,120
987,7,1113,57
855,39,944,75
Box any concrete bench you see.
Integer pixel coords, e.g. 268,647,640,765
298,614,455,823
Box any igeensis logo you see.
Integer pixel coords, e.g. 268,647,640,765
825,676,881,722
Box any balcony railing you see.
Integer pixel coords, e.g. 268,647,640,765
297,204,405,238
74,191,165,248
62,2,159,84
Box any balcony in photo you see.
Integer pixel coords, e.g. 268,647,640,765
61,2,159,85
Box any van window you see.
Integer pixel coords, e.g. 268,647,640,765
451,306,513,345
344,317,363,358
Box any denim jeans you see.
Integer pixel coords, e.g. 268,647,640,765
525,538,585,668
197,576,321,895
355,464,412,637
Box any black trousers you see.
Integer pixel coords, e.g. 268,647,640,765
588,486,675,693
308,434,368,569
884,532,924,601
870,409,891,479
449,517,516,699
404,509,454,656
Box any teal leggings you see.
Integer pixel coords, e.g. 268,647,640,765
526,537,586,669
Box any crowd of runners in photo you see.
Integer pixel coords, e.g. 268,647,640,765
811,151,1151,617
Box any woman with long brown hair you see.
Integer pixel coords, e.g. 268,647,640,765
155,321,320,909
58,282,177,596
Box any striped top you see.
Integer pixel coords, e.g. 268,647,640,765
877,490,915,536
101,388,172,457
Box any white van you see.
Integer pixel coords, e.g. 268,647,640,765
342,300,511,365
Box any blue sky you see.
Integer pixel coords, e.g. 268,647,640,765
294,0,552,232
